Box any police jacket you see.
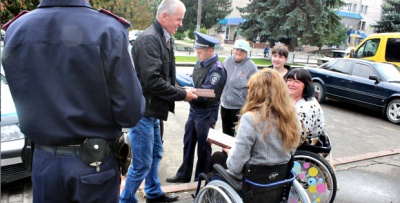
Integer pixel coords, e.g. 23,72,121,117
132,20,187,121
2,0,145,146
190,55,227,108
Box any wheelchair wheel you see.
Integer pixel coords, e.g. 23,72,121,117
293,150,337,203
288,179,311,203
194,180,243,203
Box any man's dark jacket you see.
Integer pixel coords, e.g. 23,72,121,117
132,20,187,121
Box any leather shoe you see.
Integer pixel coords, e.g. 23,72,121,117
166,175,190,183
146,193,179,203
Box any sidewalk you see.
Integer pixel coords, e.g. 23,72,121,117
130,149,400,203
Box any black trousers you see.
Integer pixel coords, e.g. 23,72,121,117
221,106,240,137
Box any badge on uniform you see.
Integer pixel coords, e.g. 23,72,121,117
210,72,221,85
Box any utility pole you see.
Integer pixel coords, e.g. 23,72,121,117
196,0,202,32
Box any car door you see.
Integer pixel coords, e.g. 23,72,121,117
346,62,384,109
322,59,352,99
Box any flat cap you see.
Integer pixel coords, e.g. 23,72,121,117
193,31,220,49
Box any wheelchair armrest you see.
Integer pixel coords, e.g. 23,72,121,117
243,171,296,188
213,164,242,191
297,144,331,154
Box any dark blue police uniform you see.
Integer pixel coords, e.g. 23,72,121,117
169,32,227,182
2,0,145,202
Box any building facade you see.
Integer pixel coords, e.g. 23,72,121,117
337,0,383,47
208,0,249,43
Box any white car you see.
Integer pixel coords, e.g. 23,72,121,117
1,50,31,184
317,50,348,65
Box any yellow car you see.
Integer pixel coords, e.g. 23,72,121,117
348,32,400,68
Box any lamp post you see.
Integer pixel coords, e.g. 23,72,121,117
196,0,202,32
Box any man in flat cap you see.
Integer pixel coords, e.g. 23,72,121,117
167,31,227,183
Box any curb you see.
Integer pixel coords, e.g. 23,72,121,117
332,148,400,166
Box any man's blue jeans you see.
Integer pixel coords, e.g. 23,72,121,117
120,116,163,203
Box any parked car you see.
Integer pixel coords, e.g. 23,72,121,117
317,50,348,65
305,58,400,124
348,32,400,67
1,66,31,184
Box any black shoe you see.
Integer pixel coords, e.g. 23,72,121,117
166,175,190,183
146,193,179,203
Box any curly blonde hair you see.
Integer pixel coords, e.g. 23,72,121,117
239,68,300,151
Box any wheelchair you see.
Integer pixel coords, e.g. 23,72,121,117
193,144,336,203
193,162,311,203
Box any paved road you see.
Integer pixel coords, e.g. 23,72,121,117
2,77,400,203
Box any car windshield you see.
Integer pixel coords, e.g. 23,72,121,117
374,63,400,82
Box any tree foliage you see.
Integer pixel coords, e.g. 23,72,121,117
0,0,40,25
181,0,232,32
1,0,157,30
372,0,400,33
238,0,345,50
90,0,157,30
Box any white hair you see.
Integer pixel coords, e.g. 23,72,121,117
156,0,186,19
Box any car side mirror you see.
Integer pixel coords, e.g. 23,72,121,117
369,75,380,83
349,49,355,58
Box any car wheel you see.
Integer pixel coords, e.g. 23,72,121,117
386,99,400,124
313,81,326,103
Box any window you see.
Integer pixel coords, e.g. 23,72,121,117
358,21,366,31
353,4,357,12
225,26,230,41
348,3,352,11
364,6,368,14
355,39,380,58
330,60,352,74
352,64,375,79
360,5,364,13
385,38,400,62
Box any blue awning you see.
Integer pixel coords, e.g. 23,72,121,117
336,11,363,19
218,18,228,25
218,18,244,25
361,33,367,39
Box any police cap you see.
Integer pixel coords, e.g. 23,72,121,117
193,31,220,49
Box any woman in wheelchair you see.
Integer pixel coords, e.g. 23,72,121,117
205,69,301,202
286,68,331,155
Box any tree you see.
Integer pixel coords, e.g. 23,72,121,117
238,0,345,50
1,0,40,25
372,0,400,33
181,0,232,32
90,0,157,30
1,0,156,30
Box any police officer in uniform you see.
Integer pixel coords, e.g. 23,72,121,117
2,0,145,202
167,31,227,183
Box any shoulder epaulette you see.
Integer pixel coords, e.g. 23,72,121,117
2,10,29,30
216,61,224,68
98,8,131,29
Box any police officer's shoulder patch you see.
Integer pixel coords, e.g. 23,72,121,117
98,8,131,29
210,72,221,85
216,61,224,68
2,10,29,30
